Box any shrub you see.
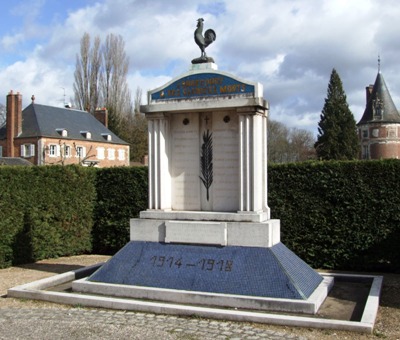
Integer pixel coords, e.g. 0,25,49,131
92,166,148,254
268,160,400,271
0,166,95,267
2,160,399,273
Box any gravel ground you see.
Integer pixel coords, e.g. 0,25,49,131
1,255,399,339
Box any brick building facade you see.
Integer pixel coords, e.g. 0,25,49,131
0,91,130,167
357,71,400,159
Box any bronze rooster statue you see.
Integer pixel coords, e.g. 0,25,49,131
192,18,216,64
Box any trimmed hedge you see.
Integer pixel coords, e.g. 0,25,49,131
92,166,148,254
1,161,399,272
0,166,148,268
268,160,400,272
0,166,95,268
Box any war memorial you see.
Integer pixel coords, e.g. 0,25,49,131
8,19,382,333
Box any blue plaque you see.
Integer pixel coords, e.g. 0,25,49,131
150,73,255,101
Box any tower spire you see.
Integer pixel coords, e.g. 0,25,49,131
378,55,381,73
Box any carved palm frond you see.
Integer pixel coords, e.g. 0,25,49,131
199,129,213,201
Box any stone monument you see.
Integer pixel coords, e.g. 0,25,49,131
75,19,332,314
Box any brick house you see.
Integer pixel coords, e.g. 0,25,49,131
357,71,400,159
0,91,130,167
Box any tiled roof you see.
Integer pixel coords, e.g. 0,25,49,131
357,72,400,125
0,103,128,144
0,157,33,166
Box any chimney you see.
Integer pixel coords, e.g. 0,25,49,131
6,91,23,157
94,107,108,127
366,84,373,106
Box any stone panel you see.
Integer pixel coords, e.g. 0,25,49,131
212,111,239,211
165,221,227,245
171,112,201,210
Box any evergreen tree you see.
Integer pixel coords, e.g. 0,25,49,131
315,68,359,160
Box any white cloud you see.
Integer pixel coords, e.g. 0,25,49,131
0,56,73,108
1,0,400,135
1,33,25,52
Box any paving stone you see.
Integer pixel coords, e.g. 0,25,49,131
0,308,307,340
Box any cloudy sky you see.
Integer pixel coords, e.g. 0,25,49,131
1,0,399,136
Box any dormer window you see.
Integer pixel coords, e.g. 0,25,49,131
56,128,68,137
81,131,92,139
372,98,384,120
102,133,112,141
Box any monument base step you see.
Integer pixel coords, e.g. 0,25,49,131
73,275,333,315
130,217,280,247
139,210,271,223
79,241,331,314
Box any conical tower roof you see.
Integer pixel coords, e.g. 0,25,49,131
357,72,400,125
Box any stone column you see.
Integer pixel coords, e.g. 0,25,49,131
238,108,269,215
147,113,171,210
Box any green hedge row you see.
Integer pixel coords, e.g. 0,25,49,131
92,166,148,254
269,160,400,272
1,161,399,272
0,166,147,268
0,166,95,268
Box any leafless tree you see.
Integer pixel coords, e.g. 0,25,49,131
73,32,134,138
99,33,132,133
133,86,143,115
268,119,316,163
289,128,316,162
0,104,6,126
127,113,148,163
73,142,96,166
268,120,290,163
73,33,101,113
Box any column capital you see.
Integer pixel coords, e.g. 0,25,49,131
236,106,268,117
146,112,168,120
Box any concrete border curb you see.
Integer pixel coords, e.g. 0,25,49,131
7,265,382,334
72,276,333,314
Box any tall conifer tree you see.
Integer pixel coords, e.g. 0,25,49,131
315,69,359,160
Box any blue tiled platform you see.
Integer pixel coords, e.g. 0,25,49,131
89,241,322,300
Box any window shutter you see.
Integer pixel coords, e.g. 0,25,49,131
21,145,25,157
83,147,86,157
30,144,35,157
56,145,61,157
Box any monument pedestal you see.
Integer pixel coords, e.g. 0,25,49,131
76,212,332,314
74,63,332,315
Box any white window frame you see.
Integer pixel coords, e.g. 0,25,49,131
64,145,71,158
97,147,105,160
75,146,86,158
118,149,125,161
49,144,59,157
21,144,35,158
107,148,115,160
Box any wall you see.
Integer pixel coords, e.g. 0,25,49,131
11,137,130,167
359,123,400,159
